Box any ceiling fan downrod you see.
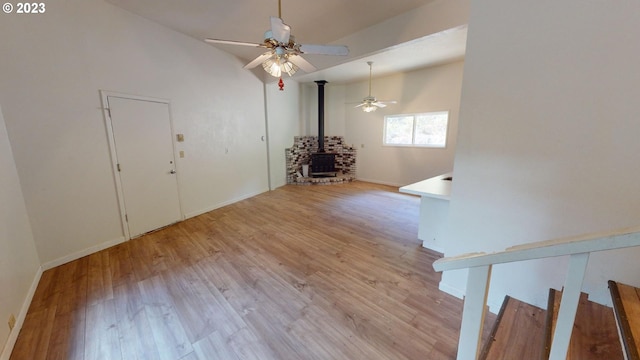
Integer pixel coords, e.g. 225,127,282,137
367,61,373,97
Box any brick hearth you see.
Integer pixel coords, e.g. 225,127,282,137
285,136,357,185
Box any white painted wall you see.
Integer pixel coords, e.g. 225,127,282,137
442,0,640,310
298,62,464,187
343,61,464,186
0,0,268,265
265,81,302,189
0,106,41,358
310,0,470,71
301,82,347,139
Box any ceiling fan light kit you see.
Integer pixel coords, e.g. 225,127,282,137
204,0,348,85
262,54,298,77
362,103,378,112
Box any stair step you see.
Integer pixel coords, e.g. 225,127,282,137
479,295,546,360
543,288,622,360
609,280,640,360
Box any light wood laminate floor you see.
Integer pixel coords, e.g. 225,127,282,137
11,181,485,360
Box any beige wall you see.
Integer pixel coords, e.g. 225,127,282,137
265,81,302,189
344,61,464,186
0,106,41,357
299,61,464,187
0,0,269,266
442,0,640,310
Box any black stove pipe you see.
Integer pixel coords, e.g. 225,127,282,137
315,80,328,152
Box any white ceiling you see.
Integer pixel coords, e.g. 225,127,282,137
295,25,467,84
105,0,467,84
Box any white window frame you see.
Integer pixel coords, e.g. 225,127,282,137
383,111,449,148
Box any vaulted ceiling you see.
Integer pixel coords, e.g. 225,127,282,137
105,0,467,84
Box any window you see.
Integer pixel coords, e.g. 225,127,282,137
383,111,449,148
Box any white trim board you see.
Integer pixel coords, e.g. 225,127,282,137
42,236,126,271
184,188,269,219
0,266,42,360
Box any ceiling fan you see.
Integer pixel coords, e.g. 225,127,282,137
355,61,397,112
205,0,348,79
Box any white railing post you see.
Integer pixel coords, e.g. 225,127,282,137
548,252,590,360
433,227,640,360
457,265,492,360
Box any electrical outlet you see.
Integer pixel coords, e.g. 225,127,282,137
8,314,16,331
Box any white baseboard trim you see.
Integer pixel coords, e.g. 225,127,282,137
355,178,404,187
184,189,269,219
0,265,43,360
41,236,126,271
439,280,465,300
439,280,501,315
422,240,444,254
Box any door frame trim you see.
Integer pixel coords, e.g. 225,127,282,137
99,90,184,240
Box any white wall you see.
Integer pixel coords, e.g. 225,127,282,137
0,0,268,265
311,0,470,71
265,81,302,189
344,61,464,186
300,82,348,139
442,0,640,310
0,106,41,358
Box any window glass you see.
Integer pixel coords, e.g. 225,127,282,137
414,112,448,147
383,111,448,147
384,116,414,145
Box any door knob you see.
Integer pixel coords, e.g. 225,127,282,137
170,169,176,174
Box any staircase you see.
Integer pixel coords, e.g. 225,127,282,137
432,226,640,360
476,284,639,359
479,295,545,359
609,281,640,360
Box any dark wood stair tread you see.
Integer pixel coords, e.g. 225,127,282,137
543,288,622,360
609,280,640,360
479,295,545,360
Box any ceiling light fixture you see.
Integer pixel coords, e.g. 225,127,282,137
205,0,348,83
354,61,397,112
362,103,377,112
262,53,298,77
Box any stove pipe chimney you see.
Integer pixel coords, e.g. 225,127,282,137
315,80,328,152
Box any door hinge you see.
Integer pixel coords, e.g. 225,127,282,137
106,107,111,118
125,214,128,222
117,163,121,172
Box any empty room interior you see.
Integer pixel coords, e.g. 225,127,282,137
2,0,640,359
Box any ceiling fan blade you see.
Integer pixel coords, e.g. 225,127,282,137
205,38,264,47
270,16,291,43
300,44,349,56
244,52,274,69
372,102,387,108
354,103,366,108
287,55,317,73
377,100,398,105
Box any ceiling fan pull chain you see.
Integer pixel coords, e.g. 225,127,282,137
278,77,285,91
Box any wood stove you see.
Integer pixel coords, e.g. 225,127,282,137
311,153,336,177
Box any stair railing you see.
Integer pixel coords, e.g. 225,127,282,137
432,225,640,360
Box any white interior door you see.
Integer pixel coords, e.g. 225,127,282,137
106,95,182,238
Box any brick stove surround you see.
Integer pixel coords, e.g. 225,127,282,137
285,136,357,185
